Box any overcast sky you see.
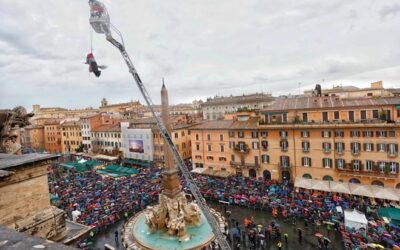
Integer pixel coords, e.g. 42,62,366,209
1,0,400,111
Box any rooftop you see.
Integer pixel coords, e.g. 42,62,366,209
263,96,400,112
0,153,59,170
0,226,77,250
91,123,121,132
202,93,274,107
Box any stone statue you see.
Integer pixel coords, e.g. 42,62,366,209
144,192,201,241
0,106,34,154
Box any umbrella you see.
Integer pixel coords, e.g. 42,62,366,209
314,233,323,238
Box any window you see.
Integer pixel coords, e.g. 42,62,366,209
231,155,235,162
195,134,199,140
363,130,373,137
238,131,244,138
229,131,235,138
207,145,212,151
252,141,259,150
351,142,361,154
254,156,259,165
377,143,386,152
302,157,311,167
351,130,360,137
251,131,258,138
280,140,289,151
335,142,345,153
280,131,288,139
390,162,398,173
352,160,360,171
372,110,379,119
336,159,345,169
280,156,290,167
302,141,310,152
219,157,226,161
261,140,268,150
379,161,385,173
334,111,340,120
181,131,185,137
388,144,398,156
238,142,246,151
261,131,268,138
219,134,224,141
229,141,235,149
376,130,387,137
360,110,367,120
335,131,344,137
220,145,225,152
322,130,331,138
349,111,355,122
196,144,200,151
323,158,332,168
322,112,329,122
206,156,214,161
388,131,396,137
364,143,374,152
322,142,331,153
302,113,308,122
262,154,270,164
301,131,309,138
365,160,373,171
207,134,211,141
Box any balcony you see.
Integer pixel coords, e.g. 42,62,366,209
388,152,398,158
335,150,344,156
336,167,399,179
279,163,291,169
323,148,331,154
230,161,260,169
234,144,250,154
351,150,360,156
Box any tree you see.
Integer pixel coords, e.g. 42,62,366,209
76,144,84,153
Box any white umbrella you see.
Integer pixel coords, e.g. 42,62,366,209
311,179,331,192
370,186,399,201
294,177,312,189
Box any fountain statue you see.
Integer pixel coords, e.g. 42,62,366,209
0,106,34,154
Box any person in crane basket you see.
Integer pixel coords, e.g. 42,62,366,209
86,53,102,77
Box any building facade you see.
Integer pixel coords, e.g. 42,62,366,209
91,123,122,156
202,93,275,120
44,120,62,153
191,96,400,188
60,120,82,153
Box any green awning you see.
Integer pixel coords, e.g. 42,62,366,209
96,164,139,178
377,208,400,225
396,105,400,110
123,159,152,167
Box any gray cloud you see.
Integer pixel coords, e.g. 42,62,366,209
0,0,400,110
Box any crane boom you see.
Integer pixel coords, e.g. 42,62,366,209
105,35,231,250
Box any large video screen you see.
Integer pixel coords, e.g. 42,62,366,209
129,139,144,153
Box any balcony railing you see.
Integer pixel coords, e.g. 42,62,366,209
388,152,398,158
336,167,398,178
351,150,360,156
234,144,250,154
279,163,291,169
230,161,260,169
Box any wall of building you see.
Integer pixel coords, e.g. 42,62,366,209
121,123,154,162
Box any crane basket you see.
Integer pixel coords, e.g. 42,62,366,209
89,0,110,34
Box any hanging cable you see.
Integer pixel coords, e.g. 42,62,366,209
90,26,93,53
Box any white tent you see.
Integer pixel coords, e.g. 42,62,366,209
294,177,312,189
349,183,374,198
191,168,205,174
78,158,87,164
330,181,350,194
344,209,368,230
311,179,331,192
371,186,399,201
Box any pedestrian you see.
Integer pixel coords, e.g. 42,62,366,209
297,228,302,242
284,232,288,244
114,230,119,245
277,240,283,250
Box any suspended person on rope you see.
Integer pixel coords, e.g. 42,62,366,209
85,53,107,77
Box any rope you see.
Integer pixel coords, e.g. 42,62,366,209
90,26,93,53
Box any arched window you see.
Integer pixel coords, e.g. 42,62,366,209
349,178,360,184
322,175,333,181
263,170,271,181
371,180,384,187
302,173,312,179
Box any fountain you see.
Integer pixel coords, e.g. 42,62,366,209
121,83,225,250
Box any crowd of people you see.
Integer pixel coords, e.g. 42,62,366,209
194,174,400,249
48,162,400,249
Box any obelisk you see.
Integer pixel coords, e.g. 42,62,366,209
161,80,181,198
